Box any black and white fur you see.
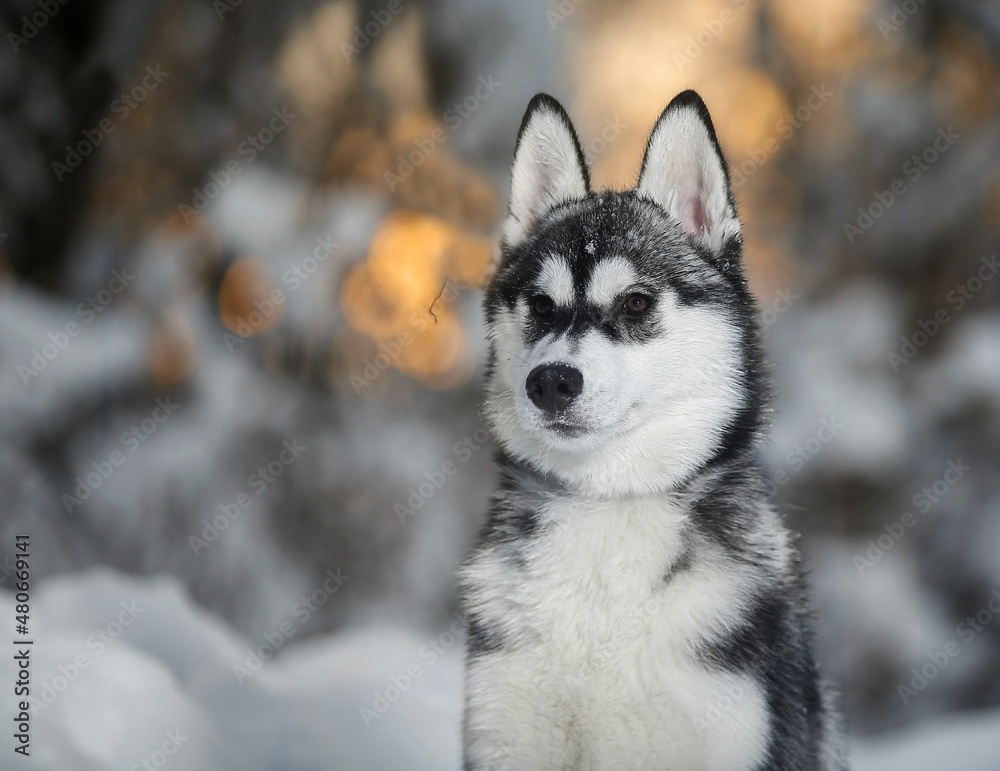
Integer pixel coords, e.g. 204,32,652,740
459,92,846,770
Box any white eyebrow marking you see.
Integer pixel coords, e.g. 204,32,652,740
536,255,575,306
586,256,639,306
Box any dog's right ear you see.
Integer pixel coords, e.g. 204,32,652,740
503,94,590,250
637,90,740,255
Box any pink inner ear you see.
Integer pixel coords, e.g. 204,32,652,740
677,173,710,239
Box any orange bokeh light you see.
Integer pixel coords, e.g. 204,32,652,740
218,257,284,335
341,210,492,386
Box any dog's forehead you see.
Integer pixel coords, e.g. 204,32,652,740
535,195,649,259
525,194,683,297
487,191,732,317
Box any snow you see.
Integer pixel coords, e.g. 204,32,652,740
0,288,150,439
0,570,462,770
915,313,1000,410
766,281,909,478
0,0,993,762
853,709,1000,771
0,182,489,636
2,569,999,770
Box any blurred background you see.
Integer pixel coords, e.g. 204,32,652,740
0,0,998,768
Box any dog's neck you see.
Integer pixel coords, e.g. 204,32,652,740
495,442,767,506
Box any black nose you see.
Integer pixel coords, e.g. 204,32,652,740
525,364,583,415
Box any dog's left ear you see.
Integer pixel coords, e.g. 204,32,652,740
504,94,590,250
637,91,740,254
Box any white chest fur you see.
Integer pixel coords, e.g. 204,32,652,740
463,495,770,770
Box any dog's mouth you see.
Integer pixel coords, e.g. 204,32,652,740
512,382,648,446
531,398,648,446
540,418,589,438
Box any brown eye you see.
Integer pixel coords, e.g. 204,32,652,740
531,294,554,317
622,293,652,317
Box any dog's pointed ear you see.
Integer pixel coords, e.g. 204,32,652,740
504,94,590,250
637,91,740,253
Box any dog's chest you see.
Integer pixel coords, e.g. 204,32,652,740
470,496,770,768
520,497,689,653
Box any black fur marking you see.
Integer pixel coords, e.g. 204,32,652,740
461,453,561,660
484,500,539,544
487,192,741,358
466,609,505,655
495,450,566,497
481,341,497,384
470,451,559,565
703,592,786,672
663,543,693,583
700,579,826,770
521,297,656,347
696,275,769,476
687,460,768,562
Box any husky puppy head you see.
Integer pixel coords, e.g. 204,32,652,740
483,91,765,497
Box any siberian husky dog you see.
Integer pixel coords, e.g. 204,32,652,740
459,91,846,770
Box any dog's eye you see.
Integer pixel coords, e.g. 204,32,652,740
531,294,554,318
621,294,652,317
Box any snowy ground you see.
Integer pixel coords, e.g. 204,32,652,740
2,570,998,770
0,570,462,771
